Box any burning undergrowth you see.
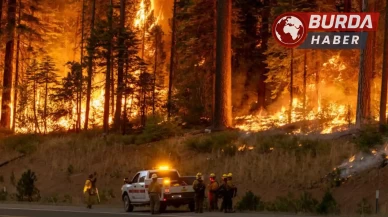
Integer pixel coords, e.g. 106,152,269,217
325,145,388,187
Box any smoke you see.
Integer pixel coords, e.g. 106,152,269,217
337,145,388,179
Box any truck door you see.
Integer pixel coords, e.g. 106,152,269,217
136,171,147,200
130,173,140,201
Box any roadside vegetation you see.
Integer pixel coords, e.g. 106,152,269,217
0,124,387,213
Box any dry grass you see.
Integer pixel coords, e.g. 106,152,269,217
0,131,384,214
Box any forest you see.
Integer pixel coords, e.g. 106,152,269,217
0,0,387,135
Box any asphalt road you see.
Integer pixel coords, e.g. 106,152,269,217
0,204,319,217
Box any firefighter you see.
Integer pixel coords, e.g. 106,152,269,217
193,173,206,213
149,174,161,215
219,174,229,213
148,174,162,215
208,173,219,211
83,174,97,209
227,173,236,213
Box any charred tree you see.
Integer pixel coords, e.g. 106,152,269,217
103,0,113,133
315,50,320,109
113,0,126,131
78,0,85,132
213,0,232,130
84,0,96,130
379,0,388,132
303,50,307,116
167,0,177,120
257,0,270,111
152,29,158,116
356,0,374,127
1,0,16,129
12,0,21,132
288,48,294,124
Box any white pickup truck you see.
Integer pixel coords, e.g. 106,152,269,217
121,167,196,213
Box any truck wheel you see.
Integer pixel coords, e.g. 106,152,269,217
123,194,134,212
189,202,195,212
159,203,167,213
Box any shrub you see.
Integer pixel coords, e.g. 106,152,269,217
236,191,264,211
354,126,383,152
316,191,340,214
135,116,182,145
296,192,319,213
356,198,372,215
63,194,72,203
266,193,297,213
67,164,74,176
2,134,39,154
16,169,40,201
185,131,239,154
0,190,7,201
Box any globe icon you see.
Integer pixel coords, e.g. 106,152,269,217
274,15,305,46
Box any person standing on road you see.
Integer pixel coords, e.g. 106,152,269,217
149,174,161,215
219,174,229,213
193,173,206,213
83,174,97,209
227,173,236,213
208,173,219,211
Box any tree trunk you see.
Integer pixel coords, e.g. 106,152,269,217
356,0,374,127
12,0,21,132
211,0,216,124
114,0,126,131
213,0,232,130
315,50,320,110
84,0,96,130
122,57,129,135
257,0,270,111
1,0,16,129
303,50,307,116
32,71,40,133
103,0,113,133
167,0,177,120
44,77,48,134
111,55,114,117
152,31,158,116
289,48,294,124
78,0,85,132
379,0,388,132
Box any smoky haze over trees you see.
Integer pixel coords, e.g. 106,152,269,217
0,0,387,135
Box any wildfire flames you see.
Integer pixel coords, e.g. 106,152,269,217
15,0,162,133
235,55,353,134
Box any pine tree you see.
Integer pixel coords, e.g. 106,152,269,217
36,56,58,134
1,0,17,129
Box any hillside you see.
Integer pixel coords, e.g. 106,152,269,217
1,129,388,214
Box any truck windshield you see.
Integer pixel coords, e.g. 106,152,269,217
149,171,179,180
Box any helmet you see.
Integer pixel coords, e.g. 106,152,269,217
151,174,158,179
210,173,216,178
227,173,233,178
196,172,202,177
222,174,227,178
